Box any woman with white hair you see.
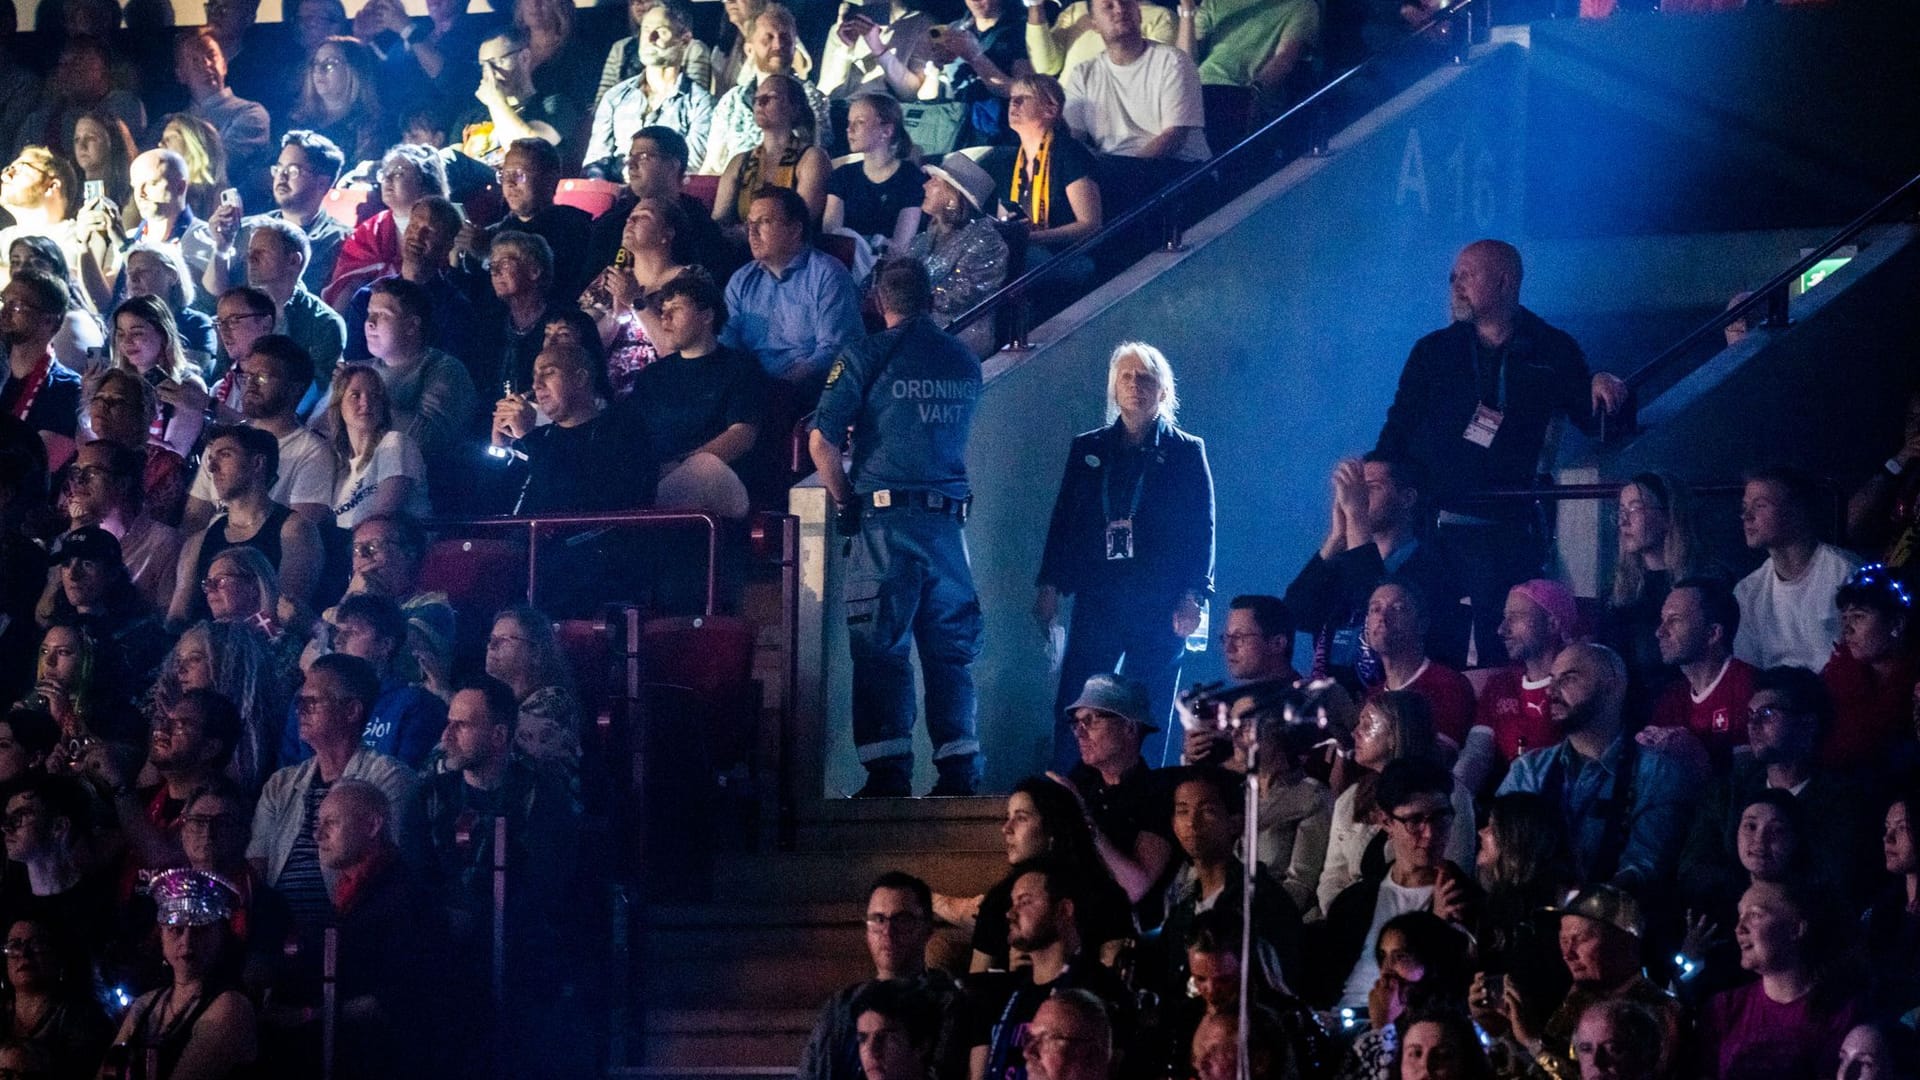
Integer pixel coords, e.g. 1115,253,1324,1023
322,143,449,309
1034,341,1215,769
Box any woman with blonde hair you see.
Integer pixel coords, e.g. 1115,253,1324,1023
1604,471,1706,684
290,36,389,166
158,112,228,220
823,93,923,253
120,243,216,369
1035,341,1214,770
326,363,430,527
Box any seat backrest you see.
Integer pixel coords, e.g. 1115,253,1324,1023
320,187,371,230
817,232,857,272
554,617,613,718
555,178,624,219
418,537,528,616
640,615,756,699
683,174,722,213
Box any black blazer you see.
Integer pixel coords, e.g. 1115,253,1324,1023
1036,418,1214,603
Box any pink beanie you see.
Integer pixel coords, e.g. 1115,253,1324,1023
1510,579,1579,635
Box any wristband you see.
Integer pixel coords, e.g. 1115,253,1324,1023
1022,0,1044,8
1887,457,1906,477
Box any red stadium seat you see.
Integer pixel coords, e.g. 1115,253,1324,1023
320,187,371,229
418,537,528,617
683,174,722,213
816,233,857,272
555,178,624,219
640,615,758,768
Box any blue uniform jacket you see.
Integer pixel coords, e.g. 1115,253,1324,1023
1036,418,1214,603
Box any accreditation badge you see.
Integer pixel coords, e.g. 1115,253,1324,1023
1104,519,1134,561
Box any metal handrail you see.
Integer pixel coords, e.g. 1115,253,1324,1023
431,509,724,614
945,0,1489,340
1622,169,1920,394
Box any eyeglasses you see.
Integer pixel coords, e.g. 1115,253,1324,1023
352,539,399,559
1386,808,1456,832
311,58,346,74
215,313,273,331
200,573,245,592
1,160,48,181
1070,711,1128,733
379,165,418,183
294,693,350,714
498,168,532,185
234,368,276,386
0,938,49,958
1217,631,1267,647
268,163,309,180
627,150,663,165
479,45,530,67
864,912,925,928
180,813,242,834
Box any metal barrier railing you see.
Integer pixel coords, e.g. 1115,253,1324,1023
430,509,724,615
1622,170,1920,402
945,0,1490,347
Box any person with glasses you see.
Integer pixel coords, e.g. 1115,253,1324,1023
0,270,83,469
452,138,592,303
1309,757,1475,1013
248,652,422,940
457,26,579,169
1678,666,1875,932
336,200,480,381
586,128,735,286
0,917,112,1079
50,438,183,614
82,369,189,528
280,592,445,769
321,143,449,311
0,149,80,294
482,605,582,778
90,687,243,876
153,623,284,791
1497,643,1702,894
202,130,348,306
798,872,964,1080
1319,691,1475,918
697,5,830,176
289,36,391,169
231,219,346,398
178,779,294,986
0,777,121,960
8,237,103,383
192,285,276,423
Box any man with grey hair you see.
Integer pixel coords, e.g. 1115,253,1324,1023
1025,990,1115,1080
1497,643,1704,893
243,218,346,389
485,230,564,396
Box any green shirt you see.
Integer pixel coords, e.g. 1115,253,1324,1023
1193,0,1320,88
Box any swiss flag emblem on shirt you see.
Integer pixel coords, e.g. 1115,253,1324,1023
1711,708,1729,732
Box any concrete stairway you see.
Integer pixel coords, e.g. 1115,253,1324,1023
616,797,1009,1080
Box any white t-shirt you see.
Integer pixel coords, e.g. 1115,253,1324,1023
190,424,339,511
1061,41,1210,161
331,429,430,529
1732,543,1860,672
1338,875,1434,1009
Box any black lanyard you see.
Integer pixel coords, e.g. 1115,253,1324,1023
1100,426,1157,523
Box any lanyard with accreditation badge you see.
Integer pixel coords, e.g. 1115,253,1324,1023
1100,426,1157,561
1464,338,1507,449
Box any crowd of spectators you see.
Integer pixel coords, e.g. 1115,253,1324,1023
0,0,1897,1078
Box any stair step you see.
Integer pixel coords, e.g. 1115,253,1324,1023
637,948,868,1009
638,1008,817,1069
794,796,1007,851
710,848,1008,904
639,913,864,961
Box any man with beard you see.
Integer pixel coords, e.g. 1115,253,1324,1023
586,3,715,181
89,688,242,873
1497,643,1702,896
181,334,337,532
169,421,324,625
965,861,1130,1080
341,197,479,367
0,270,82,465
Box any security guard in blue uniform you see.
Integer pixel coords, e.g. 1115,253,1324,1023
808,258,985,798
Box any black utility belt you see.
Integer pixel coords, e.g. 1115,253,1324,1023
861,489,971,520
